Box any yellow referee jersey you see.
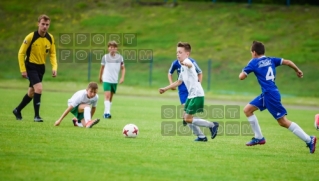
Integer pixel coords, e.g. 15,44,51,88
18,31,58,72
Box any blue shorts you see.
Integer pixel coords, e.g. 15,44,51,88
250,91,287,120
179,90,188,105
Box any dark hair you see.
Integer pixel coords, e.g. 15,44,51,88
251,41,265,55
38,14,50,22
177,42,191,52
108,40,118,47
87,82,98,90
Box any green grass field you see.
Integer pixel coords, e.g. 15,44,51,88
0,0,319,180
0,81,318,181
0,0,319,97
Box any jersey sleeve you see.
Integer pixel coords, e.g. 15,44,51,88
18,33,33,72
242,59,254,75
272,57,283,67
168,61,176,74
49,34,58,71
68,95,82,108
193,61,202,74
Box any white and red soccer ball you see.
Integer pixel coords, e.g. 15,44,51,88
123,124,139,138
315,114,319,131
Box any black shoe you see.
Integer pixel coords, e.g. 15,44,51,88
182,119,187,126
34,116,43,122
13,109,22,120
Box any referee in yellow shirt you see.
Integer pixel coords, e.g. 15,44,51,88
13,14,58,122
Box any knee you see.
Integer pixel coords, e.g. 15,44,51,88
183,116,193,123
278,121,287,128
34,87,43,93
84,106,91,112
28,89,34,98
33,83,43,93
277,117,290,128
277,116,291,128
243,106,252,117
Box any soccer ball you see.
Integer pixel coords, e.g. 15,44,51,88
123,124,139,138
315,114,319,131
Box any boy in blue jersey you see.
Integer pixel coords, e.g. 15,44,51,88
239,41,316,154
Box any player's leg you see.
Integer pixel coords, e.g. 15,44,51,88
69,105,82,127
103,91,111,118
103,82,112,119
30,64,45,122
266,92,316,153
277,116,316,153
78,104,100,128
189,117,207,142
182,103,207,141
184,97,219,139
33,82,43,122
179,90,188,126
107,83,117,118
13,86,34,120
244,94,266,146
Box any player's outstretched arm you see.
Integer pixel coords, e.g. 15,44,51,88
239,72,247,80
282,59,303,78
54,106,73,126
159,80,182,94
167,73,176,90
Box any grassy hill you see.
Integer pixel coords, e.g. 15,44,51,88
0,0,319,97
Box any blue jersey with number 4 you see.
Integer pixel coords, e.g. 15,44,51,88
243,56,282,93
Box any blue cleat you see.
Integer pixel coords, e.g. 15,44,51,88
246,137,266,146
194,137,208,142
306,136,317,154
103,113,112,119
209,122,219,139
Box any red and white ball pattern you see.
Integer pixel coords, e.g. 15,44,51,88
123,124,139,138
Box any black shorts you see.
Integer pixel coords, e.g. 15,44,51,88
25,62,45,87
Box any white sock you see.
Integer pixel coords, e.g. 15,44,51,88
192,118,214,128
109,102,112,114
104,101,110,114
84,106,91,123
288,122,311,143
78,123,83,127
188,124,205,138
247,115,263,139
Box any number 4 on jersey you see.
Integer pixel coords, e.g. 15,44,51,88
266,67,275,81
